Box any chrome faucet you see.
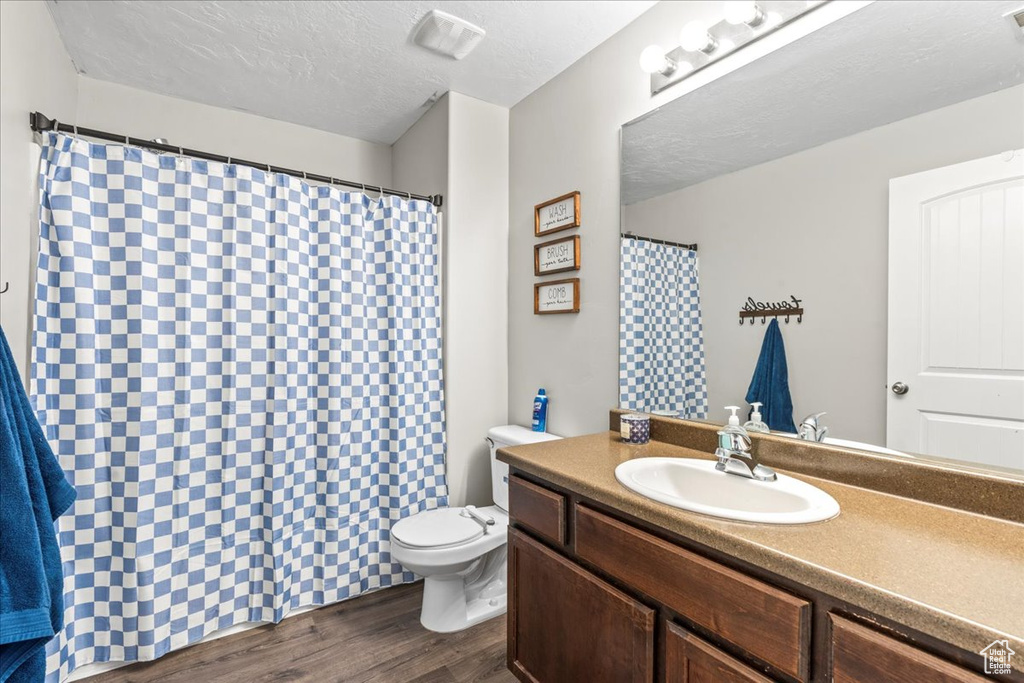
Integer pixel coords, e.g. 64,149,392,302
715,426,777,482
799,412,829,442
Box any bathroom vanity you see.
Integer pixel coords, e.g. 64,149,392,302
498,414,1024,683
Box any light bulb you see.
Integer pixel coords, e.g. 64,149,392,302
679,21,717,53
639,45,675,75
723,1,765,27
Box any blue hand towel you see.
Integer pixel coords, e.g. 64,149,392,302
0,326,76,683
745,319,797,433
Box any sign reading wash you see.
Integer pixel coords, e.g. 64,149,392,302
981,640,1015,675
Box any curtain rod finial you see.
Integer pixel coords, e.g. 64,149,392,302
30,111,55,132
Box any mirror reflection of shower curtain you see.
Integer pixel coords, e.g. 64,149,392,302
619,236,708,418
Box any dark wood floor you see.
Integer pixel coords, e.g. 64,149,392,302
94,582,516,683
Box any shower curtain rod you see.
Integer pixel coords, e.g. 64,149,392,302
29,112,443,207
621,232,697,251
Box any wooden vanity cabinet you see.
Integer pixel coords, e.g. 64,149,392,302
508,527,655,683
507,472,998,683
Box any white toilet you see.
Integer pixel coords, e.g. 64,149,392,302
391,425,561,633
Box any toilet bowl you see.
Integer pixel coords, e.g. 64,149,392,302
391,425,561,633
391,505,509,632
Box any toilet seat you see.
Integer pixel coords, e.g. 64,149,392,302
392,507,486,549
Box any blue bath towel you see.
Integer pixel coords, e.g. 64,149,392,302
0,326,76,683
745,319,797,433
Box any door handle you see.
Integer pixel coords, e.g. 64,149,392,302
891,382,909,395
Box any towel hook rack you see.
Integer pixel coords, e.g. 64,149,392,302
0,282,8,294
738,295,804,326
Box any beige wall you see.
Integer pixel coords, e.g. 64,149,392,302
394,92,511,507
445,92,510,506
76,77,393,188
507,1,725,436
507,0,1017,438
392,95,449,199
0,0,79,381
625,85,1024,443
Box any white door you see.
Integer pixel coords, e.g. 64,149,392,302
888,150,1024,470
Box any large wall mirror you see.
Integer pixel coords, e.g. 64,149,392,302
619,1,1024,474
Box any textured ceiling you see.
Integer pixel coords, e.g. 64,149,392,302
622,0,1024,205
46,0,656,144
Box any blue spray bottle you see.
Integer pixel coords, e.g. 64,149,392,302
531,389,549,432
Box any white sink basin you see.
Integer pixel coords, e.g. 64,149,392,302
776,432,912,458
615,458,840,524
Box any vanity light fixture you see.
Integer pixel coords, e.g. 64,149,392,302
641,0,826,96
680,21,718,54
723,1,766,27
639,45,677,75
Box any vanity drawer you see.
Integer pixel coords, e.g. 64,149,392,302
830,615,985,682
509,475,566,545
575,505,811,681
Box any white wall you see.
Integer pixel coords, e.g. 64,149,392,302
508,1,725,435
445,92,510,506
394,92,511,507
507,0,1014,437
76,77,392,188
624,85,1024,443
392,95,449,199
0,0,79,380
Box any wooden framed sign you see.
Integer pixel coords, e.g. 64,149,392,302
534,278,581,315
535,191,581,236
534,235,581,276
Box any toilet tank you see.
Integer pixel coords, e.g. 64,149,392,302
487,425,562,511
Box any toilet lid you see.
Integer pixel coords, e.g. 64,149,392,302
391,508,485,549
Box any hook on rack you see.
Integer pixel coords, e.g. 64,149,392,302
0,282,9,294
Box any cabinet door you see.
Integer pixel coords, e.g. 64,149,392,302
508,527,655,683
831,615,986,683
665,622,775,683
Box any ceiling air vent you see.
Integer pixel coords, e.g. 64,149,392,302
412,10,485,60
1009,7,1024,36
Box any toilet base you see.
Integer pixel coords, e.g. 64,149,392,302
419,545,507,633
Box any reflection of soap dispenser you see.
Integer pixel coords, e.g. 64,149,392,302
719,406,748,450
744,402,770,433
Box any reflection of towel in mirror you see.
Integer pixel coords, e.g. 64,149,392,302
745,319,797,433
0,325,77,683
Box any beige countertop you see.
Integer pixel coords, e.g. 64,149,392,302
497,431,1024,657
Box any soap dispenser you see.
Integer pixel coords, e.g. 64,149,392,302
719,406,749,451
744,402,770,433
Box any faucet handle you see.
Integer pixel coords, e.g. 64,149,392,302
801,411,827,426
717,429,751,454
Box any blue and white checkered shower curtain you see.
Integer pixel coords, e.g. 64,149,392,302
619,236,708,418
32,132,448,681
